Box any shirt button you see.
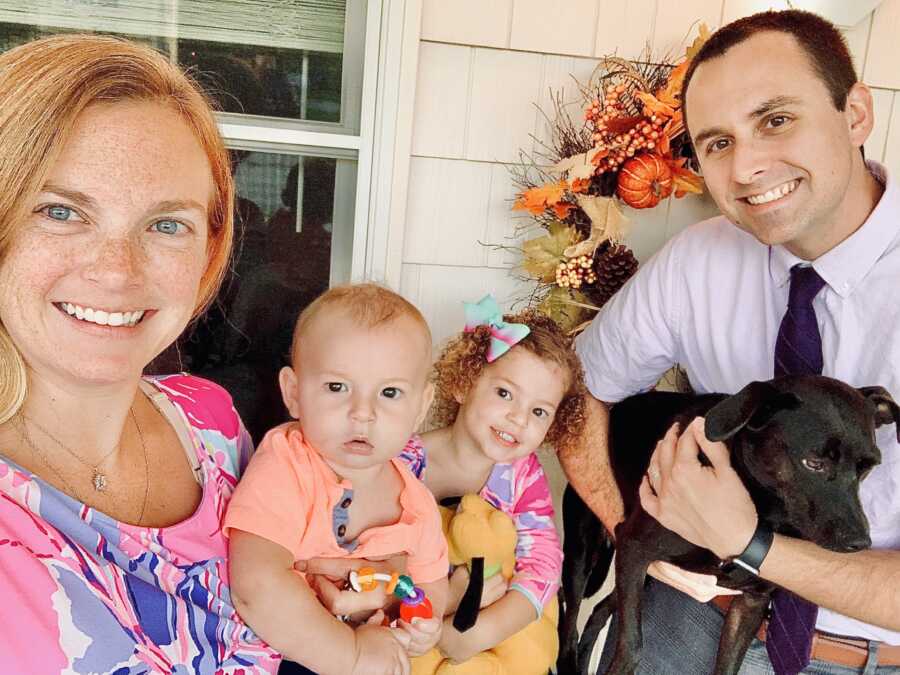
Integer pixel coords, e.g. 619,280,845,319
341,497,352,509
337,524,347,537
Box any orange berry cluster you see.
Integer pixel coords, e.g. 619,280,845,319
584,83,665,174
555,255,596,289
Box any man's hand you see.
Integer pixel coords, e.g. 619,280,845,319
351,612,411,675
647,561,740,602
640,418,758,560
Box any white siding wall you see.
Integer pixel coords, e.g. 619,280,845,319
396,0,900,344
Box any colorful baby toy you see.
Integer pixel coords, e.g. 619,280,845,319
348,568,433,623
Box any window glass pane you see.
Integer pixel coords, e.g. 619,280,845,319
150,151,350,442
0,0,347,122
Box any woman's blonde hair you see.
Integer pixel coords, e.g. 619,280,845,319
0,34,235,422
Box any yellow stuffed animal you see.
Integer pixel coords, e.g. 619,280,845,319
412,494,559,675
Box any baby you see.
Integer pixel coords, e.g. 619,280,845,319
226,284,448,675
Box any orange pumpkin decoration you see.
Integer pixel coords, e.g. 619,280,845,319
616,154,674,209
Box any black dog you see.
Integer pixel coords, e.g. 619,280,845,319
558,375,900,675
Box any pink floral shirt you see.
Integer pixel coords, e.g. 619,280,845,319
0,374,280,674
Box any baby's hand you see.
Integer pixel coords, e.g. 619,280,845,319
296,554,408,582
309,573,389,619
352,612,411,675
398,615,442,656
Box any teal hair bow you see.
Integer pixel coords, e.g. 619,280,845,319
463,295,531,363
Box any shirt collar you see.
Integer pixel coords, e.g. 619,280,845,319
768,160,898,297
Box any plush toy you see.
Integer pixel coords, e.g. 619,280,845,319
412,494,559,675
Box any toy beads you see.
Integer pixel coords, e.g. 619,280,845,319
349,568,433,622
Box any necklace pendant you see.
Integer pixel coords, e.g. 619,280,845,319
92,470,108,492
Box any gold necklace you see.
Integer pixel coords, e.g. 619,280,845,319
23,413,124,492
18,408,151,526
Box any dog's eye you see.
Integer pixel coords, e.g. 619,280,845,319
801,457,828,473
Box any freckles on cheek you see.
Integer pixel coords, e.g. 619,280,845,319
156,248,207,289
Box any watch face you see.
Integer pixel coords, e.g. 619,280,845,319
717,560,756,584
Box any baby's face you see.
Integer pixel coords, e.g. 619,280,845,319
282,309,432,476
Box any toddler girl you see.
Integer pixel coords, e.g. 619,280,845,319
402,295,587,668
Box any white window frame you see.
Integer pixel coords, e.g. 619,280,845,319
216,0,423,291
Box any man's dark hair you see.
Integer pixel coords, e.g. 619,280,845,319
681,10,857,135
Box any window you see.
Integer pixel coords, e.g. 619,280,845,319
0,0,368,440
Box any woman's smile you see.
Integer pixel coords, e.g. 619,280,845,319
55,302,148,327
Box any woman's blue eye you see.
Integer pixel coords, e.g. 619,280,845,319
45,205,74,221
327,382,347,393
152,220,185,235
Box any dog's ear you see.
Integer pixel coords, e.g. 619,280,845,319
858,386,900,442
705,381,802,441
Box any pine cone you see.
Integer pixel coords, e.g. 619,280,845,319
584,243,638,307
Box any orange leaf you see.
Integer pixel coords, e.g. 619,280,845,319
662,111,684,140
657,133,671,156
553,201,576,219
513,198,546,215
570,177,591,194
673,172,705,197
655,25,710,108
513,179,569,214
635,91,675,119
665,158,704,197
657,60,688,108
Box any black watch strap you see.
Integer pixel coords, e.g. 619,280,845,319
721,521,774,576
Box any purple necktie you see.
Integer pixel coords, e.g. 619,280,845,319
767,264,826,674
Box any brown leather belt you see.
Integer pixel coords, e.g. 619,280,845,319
711,595,900,668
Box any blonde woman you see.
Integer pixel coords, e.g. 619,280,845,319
0,35,279,672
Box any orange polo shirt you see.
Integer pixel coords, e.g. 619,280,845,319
224,423,448,584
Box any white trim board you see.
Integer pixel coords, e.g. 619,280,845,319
354,0,423,289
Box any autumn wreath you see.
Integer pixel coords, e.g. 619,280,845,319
509,26,709,332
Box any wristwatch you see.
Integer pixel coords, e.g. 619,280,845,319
719,521,774,577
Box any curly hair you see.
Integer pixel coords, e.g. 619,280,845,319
430,310,588,453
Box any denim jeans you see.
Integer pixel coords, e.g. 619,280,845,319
595,579,900,675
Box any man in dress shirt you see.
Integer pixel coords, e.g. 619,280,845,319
562,9,900,673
